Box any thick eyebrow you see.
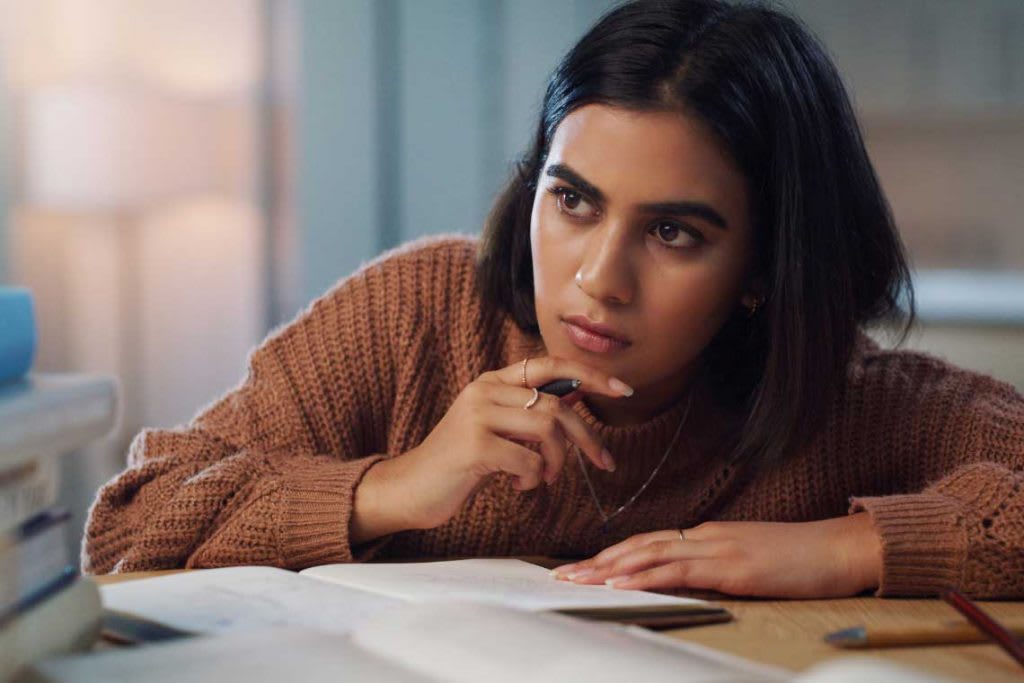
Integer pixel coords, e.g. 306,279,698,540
544,163,729,230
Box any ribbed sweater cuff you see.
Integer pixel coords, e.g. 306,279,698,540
849,493,967,597
279,454,391,568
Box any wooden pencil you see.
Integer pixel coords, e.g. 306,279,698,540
825,618,1024,648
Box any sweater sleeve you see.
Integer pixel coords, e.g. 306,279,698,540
849,378,1024,598
82,254,412,575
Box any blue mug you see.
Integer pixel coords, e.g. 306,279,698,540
0,287,37,384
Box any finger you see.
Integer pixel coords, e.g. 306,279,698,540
552,530,671,578
478,437,547,491
604,559,726,592
478,405,567,484
485,355,634,399
575,539,721,584
677,521,721,542
590,530,679,566
483,384,612,473
560,389,583,404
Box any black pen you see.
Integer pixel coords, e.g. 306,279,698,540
537,378,581,397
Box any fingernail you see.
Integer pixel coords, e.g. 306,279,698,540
567,568,594,580
605,575,632,588
601,448,616,472
608,377,634,396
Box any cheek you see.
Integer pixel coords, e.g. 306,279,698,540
529,204,548,294
530,206,576,302
642,260,745,339
530,206,560,324
531,200,565,253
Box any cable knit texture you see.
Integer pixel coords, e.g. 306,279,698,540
82,235,1024,598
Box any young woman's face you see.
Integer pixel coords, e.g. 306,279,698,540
530,103,755,424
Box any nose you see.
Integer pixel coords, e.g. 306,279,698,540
574,224,635,306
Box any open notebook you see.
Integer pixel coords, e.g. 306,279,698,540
35,563,949,683
99,559,729,635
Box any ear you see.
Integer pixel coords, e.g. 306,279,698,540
740,275,767,308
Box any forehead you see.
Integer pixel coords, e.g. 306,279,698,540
546,104,744,207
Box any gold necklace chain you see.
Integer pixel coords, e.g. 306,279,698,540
574,395,693,527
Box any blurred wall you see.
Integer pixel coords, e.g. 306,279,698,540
295,0,377,312
0,53,8,282
293,0,620,311
785,0,1024,390
899,325,1024,390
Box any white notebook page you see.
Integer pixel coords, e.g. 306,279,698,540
300,558,717,611
100,566,402,636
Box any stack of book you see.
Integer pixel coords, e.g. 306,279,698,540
0,287,119,679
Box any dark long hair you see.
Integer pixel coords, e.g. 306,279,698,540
476,0,915,466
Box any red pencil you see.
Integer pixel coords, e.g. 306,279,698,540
942,589,1024,668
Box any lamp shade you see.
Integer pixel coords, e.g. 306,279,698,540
2,0,260,95
23,83,250,211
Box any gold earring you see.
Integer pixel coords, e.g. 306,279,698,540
747,297,761,317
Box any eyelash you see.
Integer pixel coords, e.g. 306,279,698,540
546,186,705,250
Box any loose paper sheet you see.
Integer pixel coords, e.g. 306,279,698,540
352,601,785,683
25,627,431,683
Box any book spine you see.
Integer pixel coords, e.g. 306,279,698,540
0,288,36,385
0,458,60,533
0,507,72,620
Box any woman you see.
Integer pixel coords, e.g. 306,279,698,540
83,0,1023,598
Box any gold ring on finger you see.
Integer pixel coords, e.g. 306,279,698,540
523,387,540,410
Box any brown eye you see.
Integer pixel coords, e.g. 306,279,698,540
649,221,704,249
548,186,597,219
561,191,583,210
657,224,680,241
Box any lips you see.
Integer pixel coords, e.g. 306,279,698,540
562,315,631,344
561,315,631,354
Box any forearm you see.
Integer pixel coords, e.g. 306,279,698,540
831,511,883,594
350,456,421,545
351,441,498,545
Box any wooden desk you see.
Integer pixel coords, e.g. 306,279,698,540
93,568,1024,682
669,597,1024,683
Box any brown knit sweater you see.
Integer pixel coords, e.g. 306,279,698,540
82,235,1024,598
